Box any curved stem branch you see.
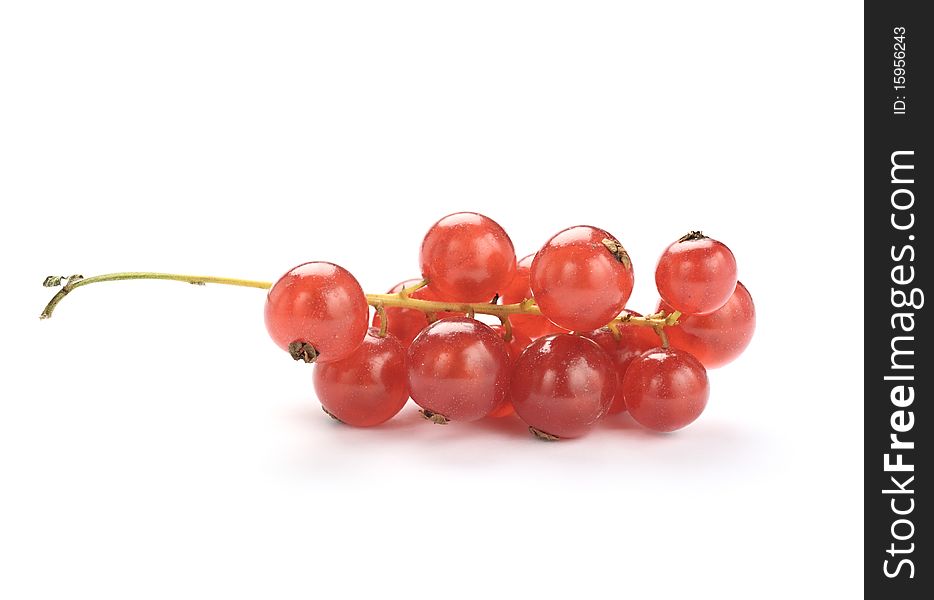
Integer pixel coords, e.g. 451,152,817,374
374,304,389,338
498,315,513,342
39,271,683,333
654,326,670,348
398,278,428,299
39,272,272,319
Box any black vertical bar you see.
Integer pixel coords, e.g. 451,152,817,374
865,1,930,596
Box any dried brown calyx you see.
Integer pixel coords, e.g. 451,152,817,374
288,341,319,363
420,409,450,425
677,231,708,243
528,426,560,441
601,238,632,270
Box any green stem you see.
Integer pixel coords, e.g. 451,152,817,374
39,272,271,319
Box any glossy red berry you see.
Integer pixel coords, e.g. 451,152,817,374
419,212,516,302
530,226,634,332
655,232,737,315
583,314,660,414
485,326,533,418
510,334,616,439
660,281,755,368
501,253,568,339
499,253,535,302
313,328,409,427
264,262,369,363
407,317,511,422
622,347,709,432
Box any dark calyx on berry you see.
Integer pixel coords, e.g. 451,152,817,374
677,231,708,243
288,341,319,363
601,238,631,269
528,426,560,441
420,409,450,425
321,405,344,423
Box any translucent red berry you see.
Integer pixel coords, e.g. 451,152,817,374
622,347,709,432
407,317,511,422
660,281,755,368
264,262,369,363
419,212,516,302
510,334,616,439
582,314,660,414
500,253,568,339
484,326,533,418
530,226,634,331
313,328,409,427
655,232,737,315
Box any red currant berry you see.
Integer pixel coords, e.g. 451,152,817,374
313,328,409,427
655,232,737,315
419,212,516,302
660,281,755,368
530,226,634,332
511,334,616,439
501,253,568,339
264,262,369,363
485,325,533,418
407,317,511,422
582,314,660,414
499,253,534,301
622,347,709,432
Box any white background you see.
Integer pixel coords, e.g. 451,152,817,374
1,2,863,598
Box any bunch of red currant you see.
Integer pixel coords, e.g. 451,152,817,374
263,212,755,440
